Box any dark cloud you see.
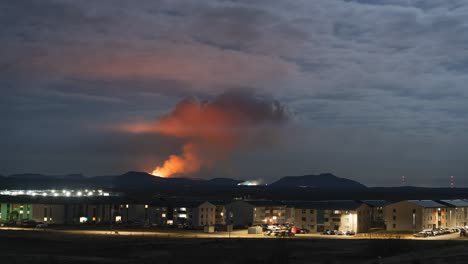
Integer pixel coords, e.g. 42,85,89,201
1,0,468,185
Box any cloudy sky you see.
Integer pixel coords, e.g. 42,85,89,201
1,0,468,186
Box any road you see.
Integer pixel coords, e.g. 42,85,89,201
0,226,464,240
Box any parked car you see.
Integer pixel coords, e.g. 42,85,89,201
460,228,467,237
413,231,428,238
21,220,37,228
424,230,435,236
267,225,281,231
345,230,356,236
35,222,48,229
336,230,344,235
322,229,335,235
298,228,310,234
441,228,451,234
275,231,294,237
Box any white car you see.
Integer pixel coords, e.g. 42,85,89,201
267,225,280,231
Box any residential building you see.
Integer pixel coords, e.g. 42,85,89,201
359,200,390,228
31,204,65,224
0,203,33,223
226,200,286,227
384,200,448,232
209,201,227,225
286,200,371,233
438,200,468,227
170,201,216,228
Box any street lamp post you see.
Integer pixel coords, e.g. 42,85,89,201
228,212,234,239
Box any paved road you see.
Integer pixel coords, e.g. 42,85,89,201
0,227,464,240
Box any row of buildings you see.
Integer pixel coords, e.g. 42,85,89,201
1,196,468,233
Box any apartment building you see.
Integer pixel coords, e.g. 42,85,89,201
438,200,468,227
0,203,33,223
286,201,371,233
226,200,286,227
384,200,449,232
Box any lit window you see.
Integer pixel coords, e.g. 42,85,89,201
79,217,88,223
145,205,149,209
115,216,122,222
162,213,166,218
44,217,48,222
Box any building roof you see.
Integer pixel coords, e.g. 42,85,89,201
170,200,214,208
439,200,468,207
284,200,364,210
243,200,285,207
359,200,391,207
406,200,447,208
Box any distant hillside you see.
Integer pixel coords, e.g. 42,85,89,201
270,173,367,189
0,171,244,189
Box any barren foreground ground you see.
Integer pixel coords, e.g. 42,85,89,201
0,229,466,264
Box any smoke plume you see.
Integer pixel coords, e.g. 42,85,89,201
122,92,290,177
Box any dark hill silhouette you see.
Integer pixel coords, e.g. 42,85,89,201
270,173,367,189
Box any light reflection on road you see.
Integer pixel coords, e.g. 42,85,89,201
0,227,463,240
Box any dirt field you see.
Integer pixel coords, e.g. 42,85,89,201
0,229,467,264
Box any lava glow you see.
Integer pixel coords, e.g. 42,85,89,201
151,143,202,177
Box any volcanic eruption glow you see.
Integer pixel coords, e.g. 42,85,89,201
122,92,290,178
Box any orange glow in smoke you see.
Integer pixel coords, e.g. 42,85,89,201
118,93,288,178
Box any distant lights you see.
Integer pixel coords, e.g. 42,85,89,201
0,189,116,197
237,180,260,186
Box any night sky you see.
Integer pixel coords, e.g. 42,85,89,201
2,0,468,187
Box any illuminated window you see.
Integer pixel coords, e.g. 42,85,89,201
44,217,48,222
79,217,88,223
167,220,173,225
162,213,166,218
115,216,122,222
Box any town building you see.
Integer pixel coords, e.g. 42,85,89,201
285,200,371,233
359,200,390,228
209,200,227,225
0,202,33,223
384,200,449,232
438,200,468,227
225,200,286,227
169,201,216,228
